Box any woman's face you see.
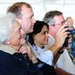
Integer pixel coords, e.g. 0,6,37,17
34,25,49,48
9,20,25,48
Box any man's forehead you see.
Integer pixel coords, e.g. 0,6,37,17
54,15,64,22
21,5,33,13
21,8,34,18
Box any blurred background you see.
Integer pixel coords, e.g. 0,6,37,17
0,0,75,27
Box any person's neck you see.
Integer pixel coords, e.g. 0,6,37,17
34,42,44,49
8,44,21,51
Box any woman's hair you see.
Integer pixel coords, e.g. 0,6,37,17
0,13,16,44
28,20,49,45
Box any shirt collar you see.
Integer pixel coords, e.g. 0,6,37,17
33,45,45,52
0,44,18,54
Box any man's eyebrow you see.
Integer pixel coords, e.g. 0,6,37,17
61,20,66,24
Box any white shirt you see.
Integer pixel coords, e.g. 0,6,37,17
45,34,75,74
56,49,75,74
31,45,53,65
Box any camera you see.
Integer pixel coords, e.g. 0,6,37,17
62,26,70,47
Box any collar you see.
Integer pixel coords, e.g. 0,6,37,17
33,45,45,52
0,44,18,54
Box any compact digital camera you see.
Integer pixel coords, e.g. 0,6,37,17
62,26,70,47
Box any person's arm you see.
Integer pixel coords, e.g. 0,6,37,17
53,52,61,65
53,35,72,65
49,25,70,56
49,25,72,65
53,47,65,65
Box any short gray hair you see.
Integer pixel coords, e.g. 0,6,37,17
43,10,63,26
0,13,16,44
43,17,55,26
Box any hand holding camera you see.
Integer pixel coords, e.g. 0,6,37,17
55,25,70,48
62,26,71,47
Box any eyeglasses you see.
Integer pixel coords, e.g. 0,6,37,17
55,20,67,25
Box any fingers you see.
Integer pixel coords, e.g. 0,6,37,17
56,25,70,39
55,25,71,47
19,45,29,54
57,25,70,35
19,45,37,63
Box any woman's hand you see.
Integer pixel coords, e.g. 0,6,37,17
19,45,38,63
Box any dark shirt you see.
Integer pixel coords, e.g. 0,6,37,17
0,44,57,75
0,50,43,75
